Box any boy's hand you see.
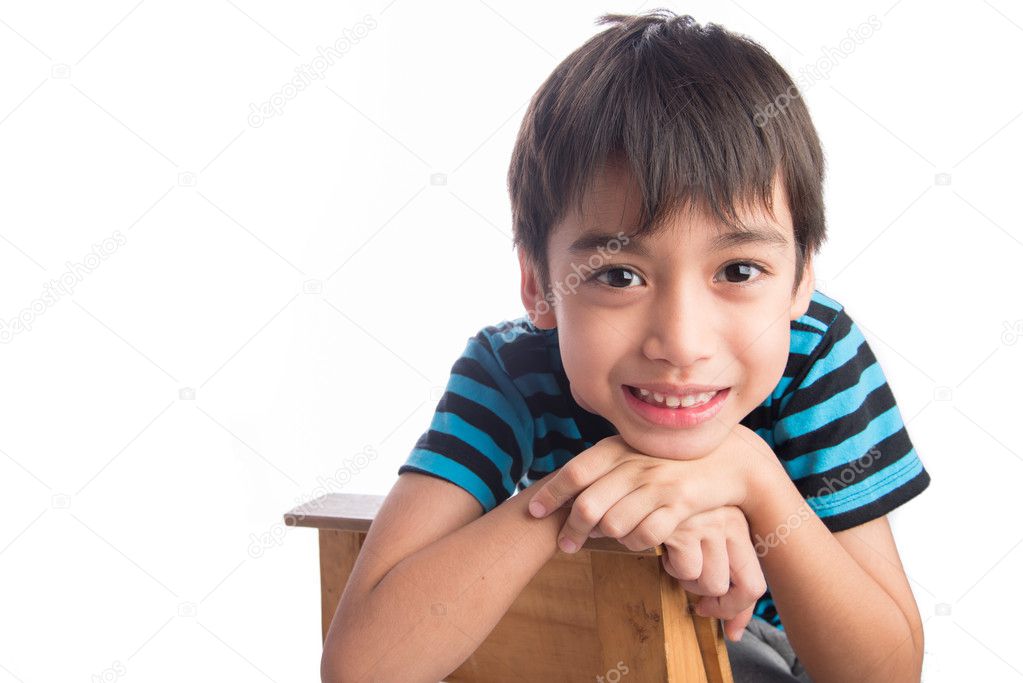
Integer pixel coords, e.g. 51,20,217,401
657,505,766,642
527,424,768,555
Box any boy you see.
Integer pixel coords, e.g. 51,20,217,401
321,10,930,682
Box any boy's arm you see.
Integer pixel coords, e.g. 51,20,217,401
321,470,568,683
744,451,924,683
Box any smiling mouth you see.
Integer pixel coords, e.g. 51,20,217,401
626,385,722,409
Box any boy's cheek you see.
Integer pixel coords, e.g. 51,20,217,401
569,383,598,413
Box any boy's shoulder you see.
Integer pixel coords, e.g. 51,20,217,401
768,289,851,405
794,289,846,340
469,314,560,377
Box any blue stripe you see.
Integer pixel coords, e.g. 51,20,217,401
427,407,518,496
462,339,534,459
782,405,905,478
446,372,532,463
798,323,865,389
486,318,530,352
403,448,498,512
776,361,887,442
529,447,576,473
811,289,842,316
809,448,924,517
773,375,795,399
535,414,583,440
789,327,824,355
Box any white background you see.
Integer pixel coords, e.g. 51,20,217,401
1,1,1020,681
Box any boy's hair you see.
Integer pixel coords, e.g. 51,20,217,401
508,9,827,299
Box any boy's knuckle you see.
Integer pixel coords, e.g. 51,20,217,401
621,537,644,552
701,579,729,597
601,519,624,538
726,512,749,534
679,568,701,582
574,500,601,526
561,464,588,489
646,529,666,548
633,528,660,549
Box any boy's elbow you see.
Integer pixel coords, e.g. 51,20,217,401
321,639,355,683
321,616,358,683
320,651,338,683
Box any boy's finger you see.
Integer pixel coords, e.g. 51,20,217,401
694,536,730,597
528,463,598,519
716,536,767,616
668,540,704,582
692,539,761,621
555,465,640,553
723,605,754,642
528,478,576,519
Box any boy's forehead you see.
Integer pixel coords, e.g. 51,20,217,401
552,161,794,253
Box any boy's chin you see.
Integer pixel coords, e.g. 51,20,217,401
614,425,727,461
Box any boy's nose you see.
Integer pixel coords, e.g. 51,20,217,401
641,290,717,368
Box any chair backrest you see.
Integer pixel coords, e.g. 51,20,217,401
285,493,734,682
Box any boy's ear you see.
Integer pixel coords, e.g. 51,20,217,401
518,247,557,329
790,254,816,321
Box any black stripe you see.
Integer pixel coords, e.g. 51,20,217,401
437,390,525,482
451,355,501,393
791,320,823,335
406,429,511,506
534,429,587,459
805,299,841,327
740,403,773,433
789,426,915,499
524,390,576,422
775,381,897,462
779,328,873,418
777,310,854,407
816,466,931,532
781,350,814,380
499,336,553,379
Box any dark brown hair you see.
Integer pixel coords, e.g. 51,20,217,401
508,9,827,297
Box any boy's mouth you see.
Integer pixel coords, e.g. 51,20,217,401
621,384,730,429
625,385,722,409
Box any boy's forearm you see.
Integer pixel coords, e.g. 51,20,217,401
744,455,923,683
329,473,569,683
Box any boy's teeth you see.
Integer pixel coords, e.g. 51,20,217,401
633,386,718,408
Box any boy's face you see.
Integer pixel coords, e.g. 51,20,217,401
519,160,815,461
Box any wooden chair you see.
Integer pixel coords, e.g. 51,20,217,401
285,493,735,682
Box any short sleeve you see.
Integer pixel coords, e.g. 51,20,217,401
397,331,535,514
772,307,931,532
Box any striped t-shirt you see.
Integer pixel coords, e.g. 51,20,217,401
398,289,931,630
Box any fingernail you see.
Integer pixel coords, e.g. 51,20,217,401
529,501,547,518
559,537,577,553
588,530,600,538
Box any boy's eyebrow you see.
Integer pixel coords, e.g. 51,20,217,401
567,225,789,255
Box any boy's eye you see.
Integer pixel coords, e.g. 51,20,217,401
590,262,768,288
593,266,644,288
717,261,766,284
